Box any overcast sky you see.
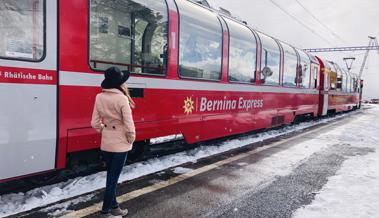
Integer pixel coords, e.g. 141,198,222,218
207,0,379,99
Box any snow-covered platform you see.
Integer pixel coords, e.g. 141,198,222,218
2,105,379,218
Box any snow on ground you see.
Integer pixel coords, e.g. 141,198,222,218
40,194,95,217
0,109,366,217
293,105,379,218
173,167,193,174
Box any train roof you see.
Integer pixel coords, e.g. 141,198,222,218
185,0,319,64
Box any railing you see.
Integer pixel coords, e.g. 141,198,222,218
90,60,164,72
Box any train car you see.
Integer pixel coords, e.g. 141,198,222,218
316,57,360,115
0,0,355,182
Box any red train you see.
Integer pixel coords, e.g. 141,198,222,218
0,0,362,182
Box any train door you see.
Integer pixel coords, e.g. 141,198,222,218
0,0,57,181
321,69,329,115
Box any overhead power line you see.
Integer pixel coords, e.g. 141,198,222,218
267,0,335,47
304,46,379,53
293,0,347,44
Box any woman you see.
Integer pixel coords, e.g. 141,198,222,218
91,67,136,218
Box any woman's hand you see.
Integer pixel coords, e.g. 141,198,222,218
126,132,136,144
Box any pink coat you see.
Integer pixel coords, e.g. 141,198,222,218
91,89,136,152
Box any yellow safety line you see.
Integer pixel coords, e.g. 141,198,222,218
61,118,345,218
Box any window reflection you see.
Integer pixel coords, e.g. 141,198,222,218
282,43,298,87
177,0,222,80
258,32,280,86
311,66,318,89
89,0,168,75
298,50,311,88
0,0,44,61
225,18,256,83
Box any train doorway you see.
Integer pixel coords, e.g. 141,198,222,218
0,0,58,181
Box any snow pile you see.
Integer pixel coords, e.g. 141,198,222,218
150,134,184,144
0,111,358,217
293,105,379,218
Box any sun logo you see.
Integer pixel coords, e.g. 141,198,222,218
183,97,194,115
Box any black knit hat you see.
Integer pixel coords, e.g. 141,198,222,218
101,67,130,89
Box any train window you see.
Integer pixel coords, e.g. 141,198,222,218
0,0,45,61
337,74,344,91
337,74,343,91
330,74,337,90
331,62,341,91
329,65,337,91
257,32,280,86
354,77,359,93
309,56,320,89
89,0,168,75
281,43,298,87
342,71,347,92
224,18,256,83
348,77,351,93
312,66,318,89
298,50,311,88
177,0,222,80
348,74,352,92
346,74,351,92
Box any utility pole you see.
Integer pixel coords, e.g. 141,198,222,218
358,36,379,80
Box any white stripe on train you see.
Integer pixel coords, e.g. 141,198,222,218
59,71,319,94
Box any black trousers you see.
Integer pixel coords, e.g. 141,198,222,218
101,151,128,213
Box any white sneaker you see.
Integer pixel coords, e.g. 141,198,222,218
111,207,128,216
99,212,122,218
